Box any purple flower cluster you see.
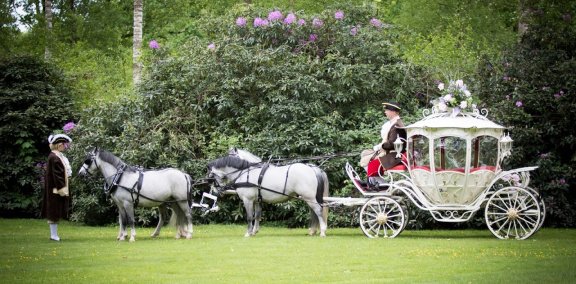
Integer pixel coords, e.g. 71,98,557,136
268,10,283,22
554,90,565,99
254,17,269,27
149,40,160,49
284,13,296,25
370,18,383,28
235,10,385,34
63,122,76,133
236,17,247,27
312,18,324,28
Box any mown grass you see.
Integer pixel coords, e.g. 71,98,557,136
1,218,575,283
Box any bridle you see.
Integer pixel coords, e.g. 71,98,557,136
80,152,98,177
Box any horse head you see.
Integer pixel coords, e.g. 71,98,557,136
207,155,254,193
228,147,262,163
78,147,100,176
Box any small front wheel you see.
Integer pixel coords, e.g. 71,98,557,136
485,187,541,240
360,196,406,238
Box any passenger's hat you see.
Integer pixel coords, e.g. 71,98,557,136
382,101,401,112
48,134,72,144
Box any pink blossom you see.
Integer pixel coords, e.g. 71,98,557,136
309,34,318,42
284,13,296,24
369,18,383,28
149,40,160,49
312,18,323,28
515,101,523,107
254,17,269,27
63,122,75,133
297,19,306,26
208,43,215,50
334,10,344,20
350,26,358,36
236,17,247,27
268,10,283,22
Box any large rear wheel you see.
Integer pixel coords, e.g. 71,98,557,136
360,196,406,238
485,187,541,240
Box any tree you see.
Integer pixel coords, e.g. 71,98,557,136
133,0,143,85
44,0,52,60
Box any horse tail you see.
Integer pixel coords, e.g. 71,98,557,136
320,169,329,226
313,167,329,205
313,166,329,224
184,173,193,208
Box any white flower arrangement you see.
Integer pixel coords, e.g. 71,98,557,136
434,79,477,114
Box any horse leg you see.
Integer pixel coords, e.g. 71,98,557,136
169,204,186,239
309,203,327,237
116,206,128,241
151,204,168,238
176,201,193,239
242,199,255,237
123,201,137,242
253,202,262,235
308,206,319,236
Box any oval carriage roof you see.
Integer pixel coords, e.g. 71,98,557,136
405,112,506,130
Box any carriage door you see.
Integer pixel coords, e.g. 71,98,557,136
434,136,468,203
465,135,499,202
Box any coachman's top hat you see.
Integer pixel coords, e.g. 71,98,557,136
382,101,401,112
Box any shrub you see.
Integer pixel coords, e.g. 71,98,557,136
0,55,75,217
68,5,434,226
477,2,576,227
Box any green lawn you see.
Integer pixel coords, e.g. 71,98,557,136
1,218,575,283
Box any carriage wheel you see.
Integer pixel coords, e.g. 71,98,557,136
485,187,541,240
525,187,546,231
360,196,406,238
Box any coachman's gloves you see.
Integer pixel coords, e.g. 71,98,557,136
53,187,69,197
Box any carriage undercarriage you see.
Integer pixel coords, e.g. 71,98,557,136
335,161,545,240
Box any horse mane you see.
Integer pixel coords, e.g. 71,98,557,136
234,148,262,163
208,156,253,170
98,149,130,170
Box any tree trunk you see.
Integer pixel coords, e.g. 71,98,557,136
44,0,53,60
517,0,532,38
133,0,143,86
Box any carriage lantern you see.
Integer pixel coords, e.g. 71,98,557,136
499,132,513,159
393,135,404,158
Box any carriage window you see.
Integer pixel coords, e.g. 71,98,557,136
434,137,466,171
409,135,430,169
472,136,498,170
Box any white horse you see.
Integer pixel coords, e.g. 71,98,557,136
209,148,329,237
78,147,194,241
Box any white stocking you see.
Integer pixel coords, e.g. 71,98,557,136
49,223,60,241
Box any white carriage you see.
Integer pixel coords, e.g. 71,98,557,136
336,108,545,239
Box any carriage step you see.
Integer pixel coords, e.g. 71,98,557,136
355,179,389,192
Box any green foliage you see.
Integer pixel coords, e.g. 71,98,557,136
0,55,75,217
385,0,517,78
67,5,433,226
477,0,576,227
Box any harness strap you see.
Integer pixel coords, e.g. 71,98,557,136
133,171,144,208
257,163,270,203
282,164,293,195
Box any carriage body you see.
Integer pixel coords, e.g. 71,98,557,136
344,109,545,239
